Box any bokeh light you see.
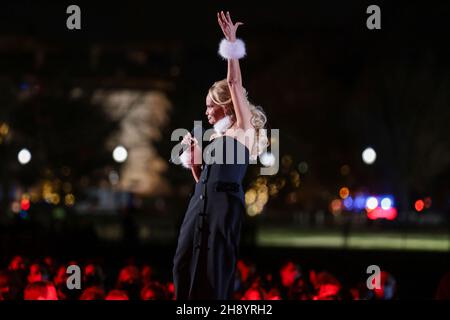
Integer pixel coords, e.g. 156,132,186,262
0,122,9,136
49,194,60,205
268,183,279,196
298,161,308,174
290,170,300,188
18,148,31,165
366,197,378,210
362,147,376,165
367,207,398,220
380,197,392,210
245,189,257,205
247,205,257,217
339,187,350,199
64,194,75,206
354,194,366,210
255,177,268,186
109,170,120,185
11,201,20,213
259,152,275,167
20,198,30,211
424,197,432,209
330,199,342,215
415,200,425,212
343,196,353,210
113,145,128,163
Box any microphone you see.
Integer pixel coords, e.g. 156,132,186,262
169,124,203,164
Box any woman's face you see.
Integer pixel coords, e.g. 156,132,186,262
205,94,226,125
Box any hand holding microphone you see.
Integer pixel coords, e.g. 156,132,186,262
170,124,204,166
181,131,199,148
176,132,200,168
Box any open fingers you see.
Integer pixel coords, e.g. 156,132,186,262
226,11,233,25
218,12,228,30
217,12,224,27
217,12,226,32
220,11,228,26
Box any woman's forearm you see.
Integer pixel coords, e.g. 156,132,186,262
227,58,242,86
191,165,201,183
227,57,253,128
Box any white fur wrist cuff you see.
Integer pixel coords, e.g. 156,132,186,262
179,149,192,169
218,38,246,60
179,147,202,169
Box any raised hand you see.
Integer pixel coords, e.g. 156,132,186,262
217,11,243,42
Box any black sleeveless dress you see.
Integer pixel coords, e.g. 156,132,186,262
173,135,250,300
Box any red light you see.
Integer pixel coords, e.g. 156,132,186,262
367,207,397,220
415,200,424,212
21,199,30,211
424,197,432,209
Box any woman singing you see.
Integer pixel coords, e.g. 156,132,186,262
172,11,269,300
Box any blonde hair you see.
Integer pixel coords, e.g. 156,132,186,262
208,79,269,160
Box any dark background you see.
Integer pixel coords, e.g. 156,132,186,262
0,0,449,299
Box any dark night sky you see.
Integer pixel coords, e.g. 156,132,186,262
1,0,449,207
1,1,449,40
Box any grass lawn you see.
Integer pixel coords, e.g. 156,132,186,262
256,228,450,252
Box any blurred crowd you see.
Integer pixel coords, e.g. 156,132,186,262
1,255,449,300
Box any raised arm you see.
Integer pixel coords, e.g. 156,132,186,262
217,11,253,130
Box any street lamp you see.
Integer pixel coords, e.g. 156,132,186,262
113,145,128,163
18,148,31,165
362,147,376,165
